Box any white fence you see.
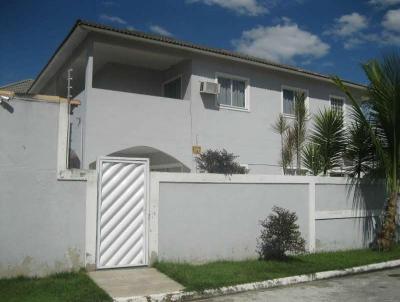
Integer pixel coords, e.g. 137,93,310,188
148,173,385,263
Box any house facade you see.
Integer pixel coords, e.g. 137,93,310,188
29,20,366,175
1,20,386,278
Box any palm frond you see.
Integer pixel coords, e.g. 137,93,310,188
302,143,323,176
345,121,375,178
310,108,346,175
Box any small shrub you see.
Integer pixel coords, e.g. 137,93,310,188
257,206,306,260
195,149,248,175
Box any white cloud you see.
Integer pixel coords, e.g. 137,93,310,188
149,25,173,37
99,14,127,25
338,33,380,49
323,13,373,49
324,13,368,37
232,19,330,64
187,0,268,16
382,9,400,32
368,0,400,6
381,31,400,45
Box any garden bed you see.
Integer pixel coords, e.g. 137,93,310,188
155,245,400,291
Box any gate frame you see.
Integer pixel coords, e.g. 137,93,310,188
95,156,150,269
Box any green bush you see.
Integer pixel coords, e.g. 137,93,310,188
257,206,306,260
195,149,248,175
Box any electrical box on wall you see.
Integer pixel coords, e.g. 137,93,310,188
192,145,202,155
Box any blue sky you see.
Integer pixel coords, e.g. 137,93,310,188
1,0,400,86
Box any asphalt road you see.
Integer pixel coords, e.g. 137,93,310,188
199,267,400,302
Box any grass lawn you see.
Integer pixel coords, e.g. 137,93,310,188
0,271,112,302
155,245,400,291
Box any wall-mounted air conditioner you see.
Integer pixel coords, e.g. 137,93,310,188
200,81,220,95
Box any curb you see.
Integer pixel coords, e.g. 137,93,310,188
114,259,400,302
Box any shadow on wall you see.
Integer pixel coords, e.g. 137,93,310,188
200,93,219,110
88,145,190,172
0,101,14,113
347,177,386,247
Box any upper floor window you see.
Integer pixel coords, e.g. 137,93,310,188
163,76,182,99
217,75,248,109
282,87,307,116
330,96,344,115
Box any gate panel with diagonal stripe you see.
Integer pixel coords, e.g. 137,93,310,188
96,157,149,269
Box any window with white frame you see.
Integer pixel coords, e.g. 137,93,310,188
217,76,247,109
330,96,344,115
282,87,307,115
163,77,182,99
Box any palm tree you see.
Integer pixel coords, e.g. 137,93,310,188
333,52,400,250
293,92,308,175
345,121,375,178
283,127,295,173
302,143,323,176
272,92,308,175
272,114,290,174
310,109,346,175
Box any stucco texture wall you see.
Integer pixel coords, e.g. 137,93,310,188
0,99,86,277
315,183,385,251
189,55,364,174
158,181,309,262
154,174,386,263
81,37,366,175
84,88,193,169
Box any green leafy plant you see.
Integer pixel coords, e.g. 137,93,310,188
272,114,290,174
282,127,295,173
302,143,323,176
333,52,400,250
196,149,248,175
272,92,308,175
257,206,306,260
345,121,375,178
310,109,346,175
293,92,308,175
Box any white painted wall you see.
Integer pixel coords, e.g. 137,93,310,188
84,88,193,169
0,98,86,277
79,40,364,174
189,54,362,174
149,173,386,263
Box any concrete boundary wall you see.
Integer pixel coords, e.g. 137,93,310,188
0,98,87,278
149,173,385,263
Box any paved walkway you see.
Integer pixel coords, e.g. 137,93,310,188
199,267,400,302
88,267,183,298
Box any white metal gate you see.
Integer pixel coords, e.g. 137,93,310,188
96,157,149,269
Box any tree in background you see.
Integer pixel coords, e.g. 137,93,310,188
302,143,323,176
272,114,290,174
196,149,248,175
345,121,375,178
333,52,400,250
272,92,308,175
309,109,346,175
292,92,308,175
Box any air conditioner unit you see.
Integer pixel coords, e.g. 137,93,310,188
200,81,220,95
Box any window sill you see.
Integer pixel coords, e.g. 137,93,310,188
282,113,311,121
219,104,250,113
283,113,296,119
57,169,95,181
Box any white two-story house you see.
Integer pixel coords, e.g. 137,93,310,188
28,20,365,174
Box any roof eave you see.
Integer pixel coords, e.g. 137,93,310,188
29,20,367,94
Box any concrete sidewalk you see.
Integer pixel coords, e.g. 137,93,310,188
89,267,184,299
